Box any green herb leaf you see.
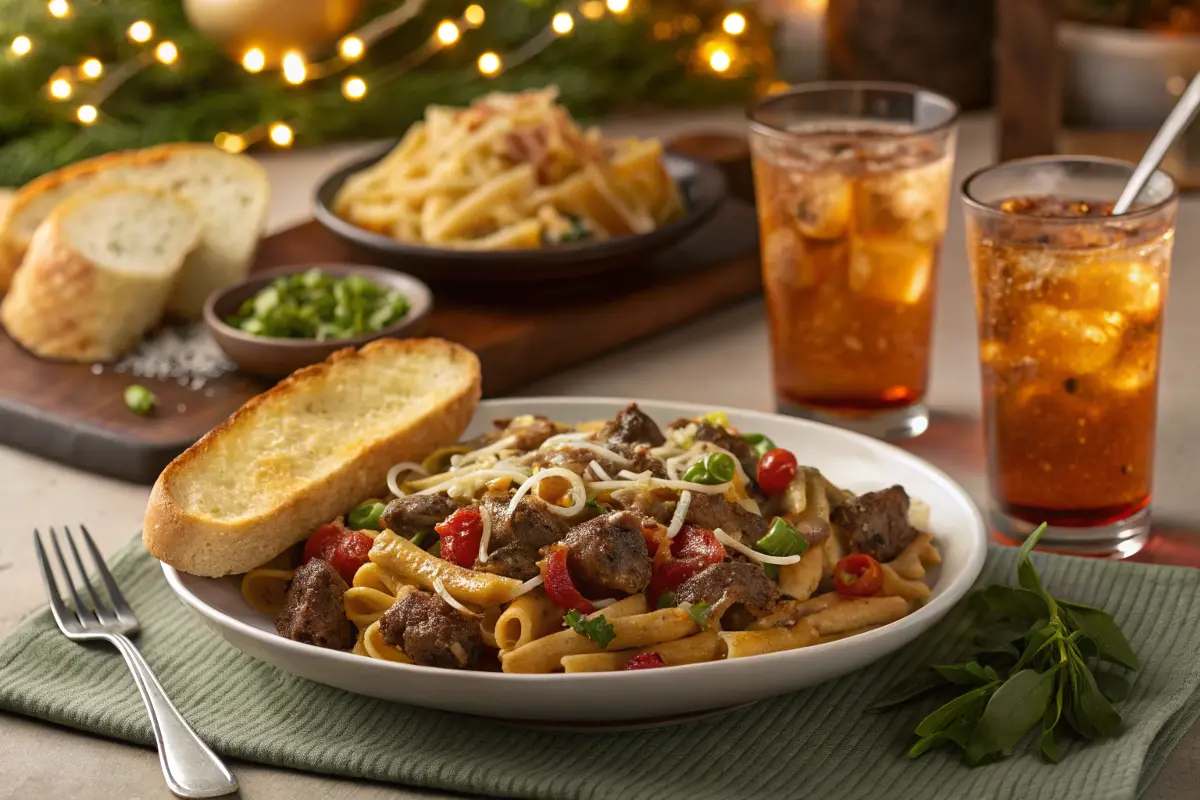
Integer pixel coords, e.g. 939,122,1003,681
915,683,996,737
1094,671,1131,703
1039,725,1063,763
687,601,714,628
587,498,605,512
1074,662,1123,738
909,719,975,758
564,610,616,649
1016,523,1057,615
656,590,678,609
935,662,994,686
1061,603,1140,671
965,666,1059,763
871,670,947,710
971,584,1050,622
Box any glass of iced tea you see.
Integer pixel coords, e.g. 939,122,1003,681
962,157,1178,555
747,83,959,439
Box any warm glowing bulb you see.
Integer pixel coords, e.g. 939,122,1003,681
81,58,102,78
48,0,69,18
11,36,32,56
241,48,265,73
127,20,153,43
342,76,367,100
709,49,732,73
282,51,307,84
464,4,485,26
216,133,246,154
723,12,746,35
155,41,178,65
339,35,364,61
477,51,501,76
269,123,293,147
436,20,460,45
76,104,97,124
49,78,72,100
580,1,605,20
606,0,630,14
552,12,574,35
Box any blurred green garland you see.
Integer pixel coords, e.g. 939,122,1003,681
0,0,767,186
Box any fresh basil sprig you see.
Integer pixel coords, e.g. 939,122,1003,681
876,523,1139,765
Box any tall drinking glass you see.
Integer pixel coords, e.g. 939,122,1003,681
747,83,959,439
962,157,1178,556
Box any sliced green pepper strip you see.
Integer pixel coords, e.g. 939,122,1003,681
682,462,719,485
348,500,386,531
743,432,777,460
756,517,809,581
702,452,737,483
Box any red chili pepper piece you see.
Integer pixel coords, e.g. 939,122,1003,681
302,521,373,584
434,507,484,569
625,652,666,670
542,547,595,614
834,553,885,597
757,448,798,495
648,524,726,606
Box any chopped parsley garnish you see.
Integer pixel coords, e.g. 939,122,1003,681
687,601,714,628
587,498,605,512
564,609,616,649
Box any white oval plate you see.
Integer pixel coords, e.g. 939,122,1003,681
163,397,987,723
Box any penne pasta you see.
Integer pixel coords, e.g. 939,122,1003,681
880,563,933,603
494,590,562,652
805,596,908,637
749,591,843,631
816,624,884,645
369,531,525,606
240,568,293,616
778,545,824,600
888,533,941,580
721,621,819,659
501,607,696,674
352,562,405,595
479,605,503,650
560,632,724,673
343,586,399,629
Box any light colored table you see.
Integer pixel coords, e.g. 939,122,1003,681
2,112,1197,799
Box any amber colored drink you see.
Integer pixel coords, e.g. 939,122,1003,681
963,157,1178,554
748,84,958,439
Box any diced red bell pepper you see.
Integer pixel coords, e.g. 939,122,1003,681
625,652,666,670
647,524,726,606
542,547,594,614
302,520,374,584
434,507,484,569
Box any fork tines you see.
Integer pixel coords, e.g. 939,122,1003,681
34,525,135,633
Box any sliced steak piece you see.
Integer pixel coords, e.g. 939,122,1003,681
379,590,483,669
532,442,665,479
685,492,768,547
475,495,570,580
498,415,561,452
676,561,779,619
692,421,758,478
561,511,653,595
608,442,667,478
831,485,919,563
275,559,356,650
600,403,666,447
381,494,458,539
609,487,677,525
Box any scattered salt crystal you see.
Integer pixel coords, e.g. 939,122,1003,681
113,323,235,391
90,364,103,375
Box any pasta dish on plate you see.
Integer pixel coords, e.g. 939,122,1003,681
330,88,685,250
242,405,942,673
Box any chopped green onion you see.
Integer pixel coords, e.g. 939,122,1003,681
687,601,714,628
123,384,157,416
410,530,429,549
743,432,777,460
348,500,386,531
702,452,737,483
224,269,410,340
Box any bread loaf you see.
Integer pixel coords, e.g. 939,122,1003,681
143,338,482,577
0,184,200,361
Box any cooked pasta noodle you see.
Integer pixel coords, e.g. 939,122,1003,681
494,591,562,652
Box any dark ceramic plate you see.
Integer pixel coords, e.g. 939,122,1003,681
312,147,728,283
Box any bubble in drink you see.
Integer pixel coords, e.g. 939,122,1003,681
1048,258,1163,318
849,237,933,305
1017,303,1124,375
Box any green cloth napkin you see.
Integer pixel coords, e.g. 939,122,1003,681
2,539,1199,800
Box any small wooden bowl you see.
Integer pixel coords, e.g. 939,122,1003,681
204,263,432,380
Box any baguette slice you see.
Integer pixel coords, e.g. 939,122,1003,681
0,184,200,361
144,338,482,577
0,144,268,317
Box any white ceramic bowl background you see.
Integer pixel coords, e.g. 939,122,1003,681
163,398,987,723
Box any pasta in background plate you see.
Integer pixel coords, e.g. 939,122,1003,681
332,88,685,249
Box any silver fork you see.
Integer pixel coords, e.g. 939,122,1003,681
34,525,238,798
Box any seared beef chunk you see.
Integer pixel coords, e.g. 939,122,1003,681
693,422,758,478
609,442,667,477
275,559,356,650
676,561,778,618
381,494,458,538
498,416,560,452
831,485,919,563
685,492,768,547
534,443,665,479
609,487,677,525
561,511,653,595
601,403,666,447
379,590,483,669
475,495,570,580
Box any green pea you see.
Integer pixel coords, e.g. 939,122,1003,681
683,462,720,485
702,452,736,483
123,384,157,416
348,500,386,531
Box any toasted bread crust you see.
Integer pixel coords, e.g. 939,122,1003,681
143,338,482,577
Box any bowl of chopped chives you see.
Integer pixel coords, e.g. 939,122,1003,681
203,263,432,379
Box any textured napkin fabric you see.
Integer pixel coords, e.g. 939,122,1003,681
2,539,1199,800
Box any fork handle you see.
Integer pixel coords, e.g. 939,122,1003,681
107,634,239,798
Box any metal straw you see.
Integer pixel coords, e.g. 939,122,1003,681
1113,72,1200,214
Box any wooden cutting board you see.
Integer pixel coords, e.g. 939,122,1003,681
0,199,761,484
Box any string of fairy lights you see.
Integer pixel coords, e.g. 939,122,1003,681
8,0,760,152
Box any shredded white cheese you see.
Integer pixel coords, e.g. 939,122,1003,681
507,467,587,518
591,598,618,610
510,574,544,598
713,528,803,565
477,504,493,564
551,441,634,468
587,460,613,482
386,461,429,498
449,641,470,666
587,478,733,495
539,431,595,450
666,490,693,539
416,469,530,497
453,436,519,468
433,576,481,618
